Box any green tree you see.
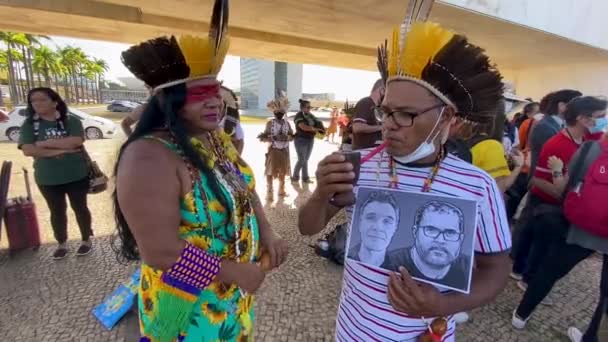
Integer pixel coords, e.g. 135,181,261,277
24,34,50,88
90,58,108,103
57,46,87,103
32,45,62,89
0,32,29,104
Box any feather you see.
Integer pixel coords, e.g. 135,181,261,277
414,0,435,22
209,0,229,55
177,0,230,78
377,39,388,82
401,22,454,78
388,27,400,76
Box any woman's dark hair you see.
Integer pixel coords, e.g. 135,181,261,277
26,87,68,124
545,89,582,116
111,84,233,262
564,96,608,126
299,99,310,110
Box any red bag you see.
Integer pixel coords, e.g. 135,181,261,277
563,140,608,237
4,167,41,254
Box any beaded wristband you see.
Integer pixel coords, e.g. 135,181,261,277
161,242,221,295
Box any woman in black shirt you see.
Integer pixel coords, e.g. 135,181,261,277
292,99,324,183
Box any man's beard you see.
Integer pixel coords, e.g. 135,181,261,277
421,245,455,267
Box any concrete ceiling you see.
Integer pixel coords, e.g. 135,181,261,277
0,0,606,72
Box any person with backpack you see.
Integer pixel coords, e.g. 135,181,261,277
512,96,608,332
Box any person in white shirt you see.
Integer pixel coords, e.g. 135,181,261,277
298,12,511,341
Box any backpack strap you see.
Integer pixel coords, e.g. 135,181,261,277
566,141,602,192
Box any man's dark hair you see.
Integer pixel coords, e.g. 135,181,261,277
371,78,384,93
564,96,608,126
523,102,539,116
539,92,553,114
545,89,582,116
360,191,400,221
414,201,464,234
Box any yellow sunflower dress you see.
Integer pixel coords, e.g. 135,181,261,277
138,132,260,342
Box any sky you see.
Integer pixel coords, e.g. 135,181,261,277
51,36,378,100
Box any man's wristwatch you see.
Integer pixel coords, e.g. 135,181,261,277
551,171,563,178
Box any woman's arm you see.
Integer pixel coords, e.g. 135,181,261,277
36,136,84,150
117,140,264,290
21,144,75,158
297,122,317,133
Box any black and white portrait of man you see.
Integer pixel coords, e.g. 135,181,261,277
346,187,477,293
386,200,470,291
347,191,400,268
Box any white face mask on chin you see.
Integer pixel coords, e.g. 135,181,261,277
392,107,448,164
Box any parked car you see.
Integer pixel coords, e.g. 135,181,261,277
107,100,137,112
0,108,8,123
0,106,118,142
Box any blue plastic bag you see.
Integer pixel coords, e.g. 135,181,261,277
92,268,141,330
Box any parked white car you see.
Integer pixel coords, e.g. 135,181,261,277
0,106,118,142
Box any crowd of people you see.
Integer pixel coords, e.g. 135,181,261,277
11,0,608,341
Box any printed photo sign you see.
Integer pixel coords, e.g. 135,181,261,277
345,186,478,293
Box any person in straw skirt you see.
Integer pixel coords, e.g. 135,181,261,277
259,94,294,199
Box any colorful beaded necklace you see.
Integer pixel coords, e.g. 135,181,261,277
381,146,445,192
171,131,255,264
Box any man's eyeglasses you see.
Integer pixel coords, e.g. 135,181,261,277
375,104,445,128
418,225,463,242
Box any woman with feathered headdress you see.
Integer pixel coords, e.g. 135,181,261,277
298,1,511,341
258,92,294,199
111,1,288,340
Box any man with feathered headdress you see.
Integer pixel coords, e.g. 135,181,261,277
299,1,510,340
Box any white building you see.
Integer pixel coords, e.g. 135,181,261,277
240,58,302,115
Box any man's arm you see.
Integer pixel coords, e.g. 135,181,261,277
298,153,355,235
530,176,568,200
352,121,383,134
121,116,137,136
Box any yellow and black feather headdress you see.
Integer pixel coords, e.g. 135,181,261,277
121,0,230,93
378,0,503,123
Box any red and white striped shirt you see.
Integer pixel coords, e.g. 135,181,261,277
337,150,511,342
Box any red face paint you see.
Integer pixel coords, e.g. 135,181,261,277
185,84,221,104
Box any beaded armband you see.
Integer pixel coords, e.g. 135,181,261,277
160,243,221,295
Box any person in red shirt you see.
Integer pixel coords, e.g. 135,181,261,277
512,96,608,329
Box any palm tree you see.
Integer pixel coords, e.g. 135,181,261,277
24,34,49,87
0,50,7,106
0,32,28,104
32,45,60,88
91,58,108,103
58,46,86,103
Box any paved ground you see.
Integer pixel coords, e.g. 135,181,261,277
0,122,603,341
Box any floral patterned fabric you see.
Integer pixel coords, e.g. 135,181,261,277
138,134,259,342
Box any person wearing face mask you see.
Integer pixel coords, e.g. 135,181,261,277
297,8,510,341
292,98,324,183
512,96,608,329
113,2,288,340
219,85,245,155
260,94,294,199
